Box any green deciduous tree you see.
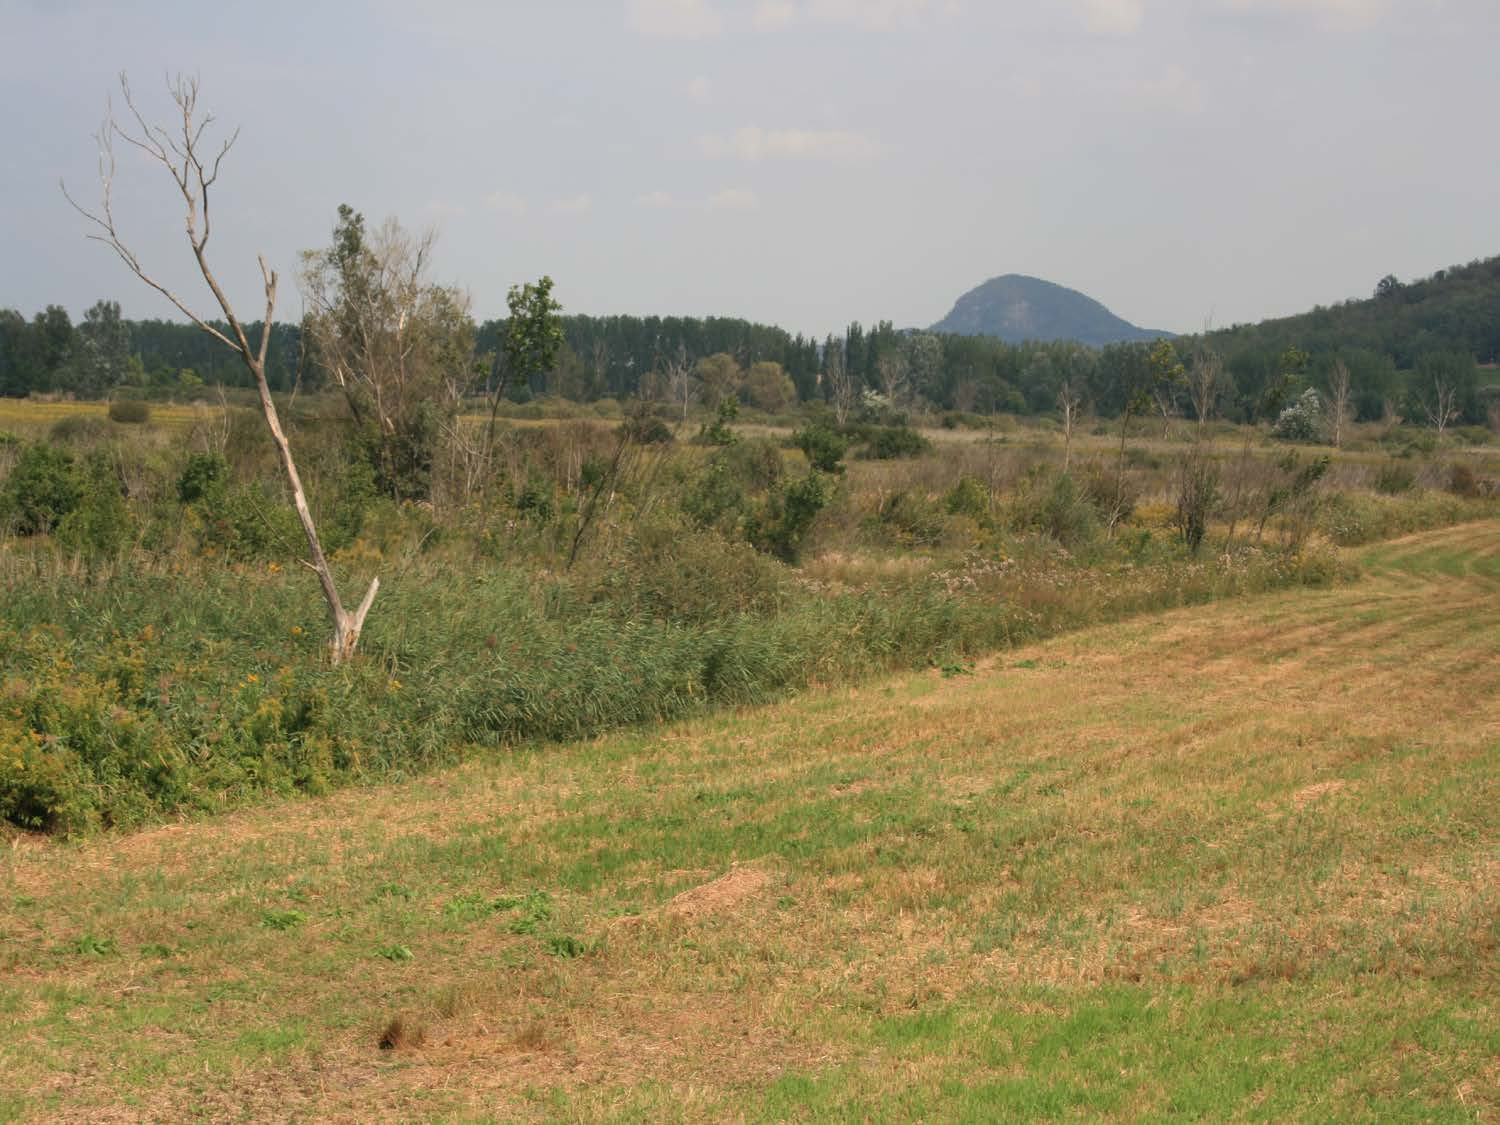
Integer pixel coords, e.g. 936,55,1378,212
300,204,476,501
745,360,796,412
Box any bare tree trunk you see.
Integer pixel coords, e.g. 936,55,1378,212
1058,381,1081,473
1328,358,1351,449
65,73,377,663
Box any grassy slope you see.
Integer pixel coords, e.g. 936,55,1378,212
1,525,1497,1122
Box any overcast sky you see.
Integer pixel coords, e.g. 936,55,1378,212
4,0,1498,338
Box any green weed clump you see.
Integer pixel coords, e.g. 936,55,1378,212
106,400,152,425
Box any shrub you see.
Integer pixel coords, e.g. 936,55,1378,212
177,452,230,505
3,443,83,535
1396,430,1438,458
682,459,747,532
56,451,134,560
1173,454,1220,554
1373,462,1416,495
792,424,849,474
723,438,784,491
1011,470,1099,550
943,474,991,523
699,398,739,446
511,474,556,524
589,524,789,624
747,472,829,562
876,490,945,547
1272,388,1325,443
1447,462,1486,498
353,404,441,503
194,482,303,560
107,400,151,424
858,425,932,460
1079,458,1137,527
620,416,674,445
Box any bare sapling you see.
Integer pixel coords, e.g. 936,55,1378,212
64,73,377,662
1057,378,1083,473
1327,358,1351,448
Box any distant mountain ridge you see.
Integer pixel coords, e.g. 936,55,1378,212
931,274,1173,347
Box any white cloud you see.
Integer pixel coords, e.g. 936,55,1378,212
706,188,760,211
636,190,680,209
424,199,467,221
1081,0,1144,34
1221,0,1386,22
547,195,594,215
485,192,527,216
753,0,961,31
686,75,712,103
1134,65,1204,112
626,0,724,39
635,188,761,211
753,1,800,30
697,126,881,161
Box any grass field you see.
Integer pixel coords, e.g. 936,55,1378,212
0,399,205,435
1,523,1497,1122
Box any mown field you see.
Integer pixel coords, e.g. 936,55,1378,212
1,521,1495,1122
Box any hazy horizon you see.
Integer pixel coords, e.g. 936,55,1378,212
4,0,1498,339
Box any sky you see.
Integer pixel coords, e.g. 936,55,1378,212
3,0,1498,339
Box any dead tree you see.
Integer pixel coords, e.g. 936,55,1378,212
1420,375,1461,439
1327,358,1352,448
825,339,856,427
1057,378,1083,472
1187,348,1224,442
64,74,377,663
662,341,693,425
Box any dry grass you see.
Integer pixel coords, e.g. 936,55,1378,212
0,523,1497,1121
0,398,202,435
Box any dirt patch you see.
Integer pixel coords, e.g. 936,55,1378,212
1292,780,1348,807
661,864,772,921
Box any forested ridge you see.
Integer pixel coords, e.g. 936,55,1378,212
4,252,1498,424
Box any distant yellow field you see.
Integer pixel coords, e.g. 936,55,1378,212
0,398,202,433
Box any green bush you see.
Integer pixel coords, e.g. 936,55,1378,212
857,425,932,460
107,400,152,424
192,482,303,560
3,443,83,535
587,524,788,624
56,452,134,560
682,459,746,532
944,475,991,523
724,438,785,491
177,452,230,505
699,398,739,446
1011,470,1099,551
747,472,829,563
792,424,849,474
877,490,946,547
